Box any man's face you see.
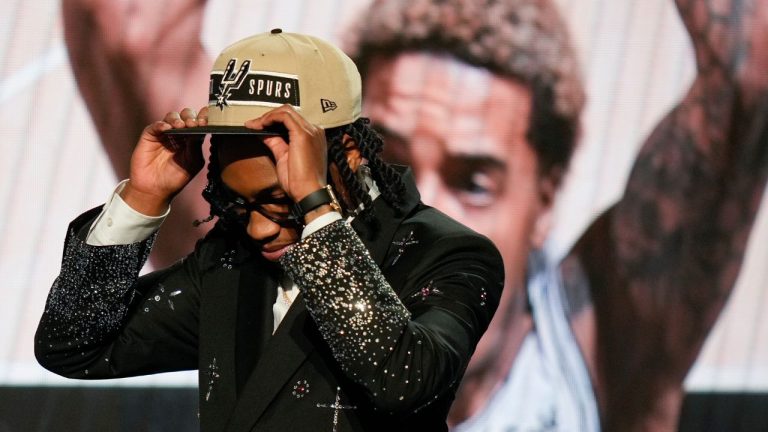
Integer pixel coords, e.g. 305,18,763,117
363,52,555,377
364,52,552,288
217,140,300,262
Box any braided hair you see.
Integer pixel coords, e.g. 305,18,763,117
196,117,406,228
325,117,406,223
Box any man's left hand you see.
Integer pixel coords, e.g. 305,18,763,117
245,105,328,203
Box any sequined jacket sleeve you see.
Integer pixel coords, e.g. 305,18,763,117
280,219,503,413
35,208,200,378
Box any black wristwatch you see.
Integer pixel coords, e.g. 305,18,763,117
291,185,341,221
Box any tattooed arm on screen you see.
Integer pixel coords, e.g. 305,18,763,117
62,0,212,267
573,0,768,430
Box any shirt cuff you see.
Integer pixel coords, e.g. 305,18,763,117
301,211,342,240
86,180,170,246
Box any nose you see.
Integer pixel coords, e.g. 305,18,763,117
246,210,281,241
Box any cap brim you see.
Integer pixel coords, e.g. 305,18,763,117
163,125,288,137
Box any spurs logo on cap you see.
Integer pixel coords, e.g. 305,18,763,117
213,59,251,110
209,58,301,111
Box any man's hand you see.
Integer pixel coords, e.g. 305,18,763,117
121,108,207,216
62,0,210,180
675,0,768,106
62,0,213,266
245,105,329,203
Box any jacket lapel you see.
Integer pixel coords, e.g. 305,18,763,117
198,263,240,432
226,292,314,432
198,235,277,432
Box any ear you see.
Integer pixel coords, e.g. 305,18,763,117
342,133,363,172
530,167,563,249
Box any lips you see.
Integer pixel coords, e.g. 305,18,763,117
261,244,294,261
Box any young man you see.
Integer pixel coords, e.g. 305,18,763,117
35,31,503,431
58,0,768,430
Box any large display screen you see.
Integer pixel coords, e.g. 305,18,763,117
2,0,767,429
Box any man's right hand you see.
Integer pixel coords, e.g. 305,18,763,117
63,0,213,265
120,108,206,216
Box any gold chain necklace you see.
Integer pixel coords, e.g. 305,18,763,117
281,287,293,306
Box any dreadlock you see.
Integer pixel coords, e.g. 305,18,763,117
325,117,406,224
193,138,223,228
196,117,406,227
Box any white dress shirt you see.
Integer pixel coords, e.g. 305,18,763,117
87,174,381,333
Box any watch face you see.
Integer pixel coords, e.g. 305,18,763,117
325,186,342,213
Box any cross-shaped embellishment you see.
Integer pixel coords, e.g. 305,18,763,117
316,387,357,432
410,280,443,300
205,357,221,401
391,230,419,265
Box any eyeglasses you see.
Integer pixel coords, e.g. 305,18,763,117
207,182,302,227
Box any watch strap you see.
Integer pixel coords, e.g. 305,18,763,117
292,185,340,219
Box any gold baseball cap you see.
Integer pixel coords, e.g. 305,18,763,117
167,29,362,136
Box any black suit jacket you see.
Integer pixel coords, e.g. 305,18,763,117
36,170,504,431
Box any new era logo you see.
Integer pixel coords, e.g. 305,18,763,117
320,99,337,113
